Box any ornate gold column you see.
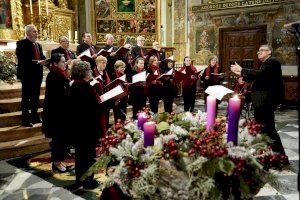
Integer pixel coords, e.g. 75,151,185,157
173,0,187,63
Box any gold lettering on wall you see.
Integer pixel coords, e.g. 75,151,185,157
192,0,285,12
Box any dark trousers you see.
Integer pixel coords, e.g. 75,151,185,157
113,99,127,123
74,143,96,184
149,95,160,114
254,105,286,155
182,85,196,112
132,96,147,119
163,95,174,113
50,136,67,162
21,77,42,123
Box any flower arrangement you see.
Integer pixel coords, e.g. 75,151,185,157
83,110,288,200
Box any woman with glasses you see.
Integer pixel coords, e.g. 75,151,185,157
93,55,112,134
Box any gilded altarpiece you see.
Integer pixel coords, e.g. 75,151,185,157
92,0,160,46
0,0,24,41
22,0,76,43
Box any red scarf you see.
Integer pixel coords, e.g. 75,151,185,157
72,79,101,104
115,70,124,78
137,68,144,73
149,64,160,74
205,64,219,83
93,68,111,94
49,65,67,79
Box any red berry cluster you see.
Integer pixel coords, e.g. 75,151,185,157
213,118,227,133
162,139,179,158
227,158,246,177
96,124,127,156
246,119,264,136
125,159,146,177
257,153,288,169
188,131,227,157
96,135,121,156
113,119,124,130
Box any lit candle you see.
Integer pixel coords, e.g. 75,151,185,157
143,121,156,148
75,31,78,40
227,95,241,145
38,0,41,15
206,95,216,132
137,112,147,130
68,30,71,40
29,0,33,14
46,0,48,16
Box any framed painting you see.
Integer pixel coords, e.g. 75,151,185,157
117,0,135,13
91,0,161,46
0,0,12,29
0,0,24,42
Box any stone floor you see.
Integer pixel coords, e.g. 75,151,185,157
0,98,298,200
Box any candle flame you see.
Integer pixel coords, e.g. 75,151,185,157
232,95,239,100
144,121,156,125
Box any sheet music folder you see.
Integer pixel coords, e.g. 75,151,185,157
100,85,126,103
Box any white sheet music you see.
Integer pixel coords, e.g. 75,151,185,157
132,71,146,84
205,85,234,101
118,74,126,82
195,65,208,73
77,49,91,58
100,85,124,103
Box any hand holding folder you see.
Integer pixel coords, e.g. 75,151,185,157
156,68,174,80
100,85,126,103
77,49,92,61
114,46,130,57
131,71,147,84
97,47,113,57
105,74,127,90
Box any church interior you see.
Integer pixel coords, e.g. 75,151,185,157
0,0,299,199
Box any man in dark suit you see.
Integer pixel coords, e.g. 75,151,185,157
16,24,46,127
131,36,147,59
76,32,98,69
100,33,118,79
131,36,148,69
231,44,288,159
51,36,75,64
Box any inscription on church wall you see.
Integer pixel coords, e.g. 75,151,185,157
192,0,285,12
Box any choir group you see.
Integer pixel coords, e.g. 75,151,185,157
16,25,224,189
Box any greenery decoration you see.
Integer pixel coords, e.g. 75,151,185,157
0,51,17,84
84,111,288,199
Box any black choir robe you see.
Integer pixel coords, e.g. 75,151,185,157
76,42,98,69
51,46,76,61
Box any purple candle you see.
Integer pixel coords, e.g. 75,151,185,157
227,95,241,145
143,121,156,148
206,95,216,132
137,112,147,130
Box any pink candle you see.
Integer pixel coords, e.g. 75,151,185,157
137,112,147,130
227,95,241,145
206,95,216,132
143,121,156,147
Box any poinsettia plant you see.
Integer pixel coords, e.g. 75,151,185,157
83,110,288,200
